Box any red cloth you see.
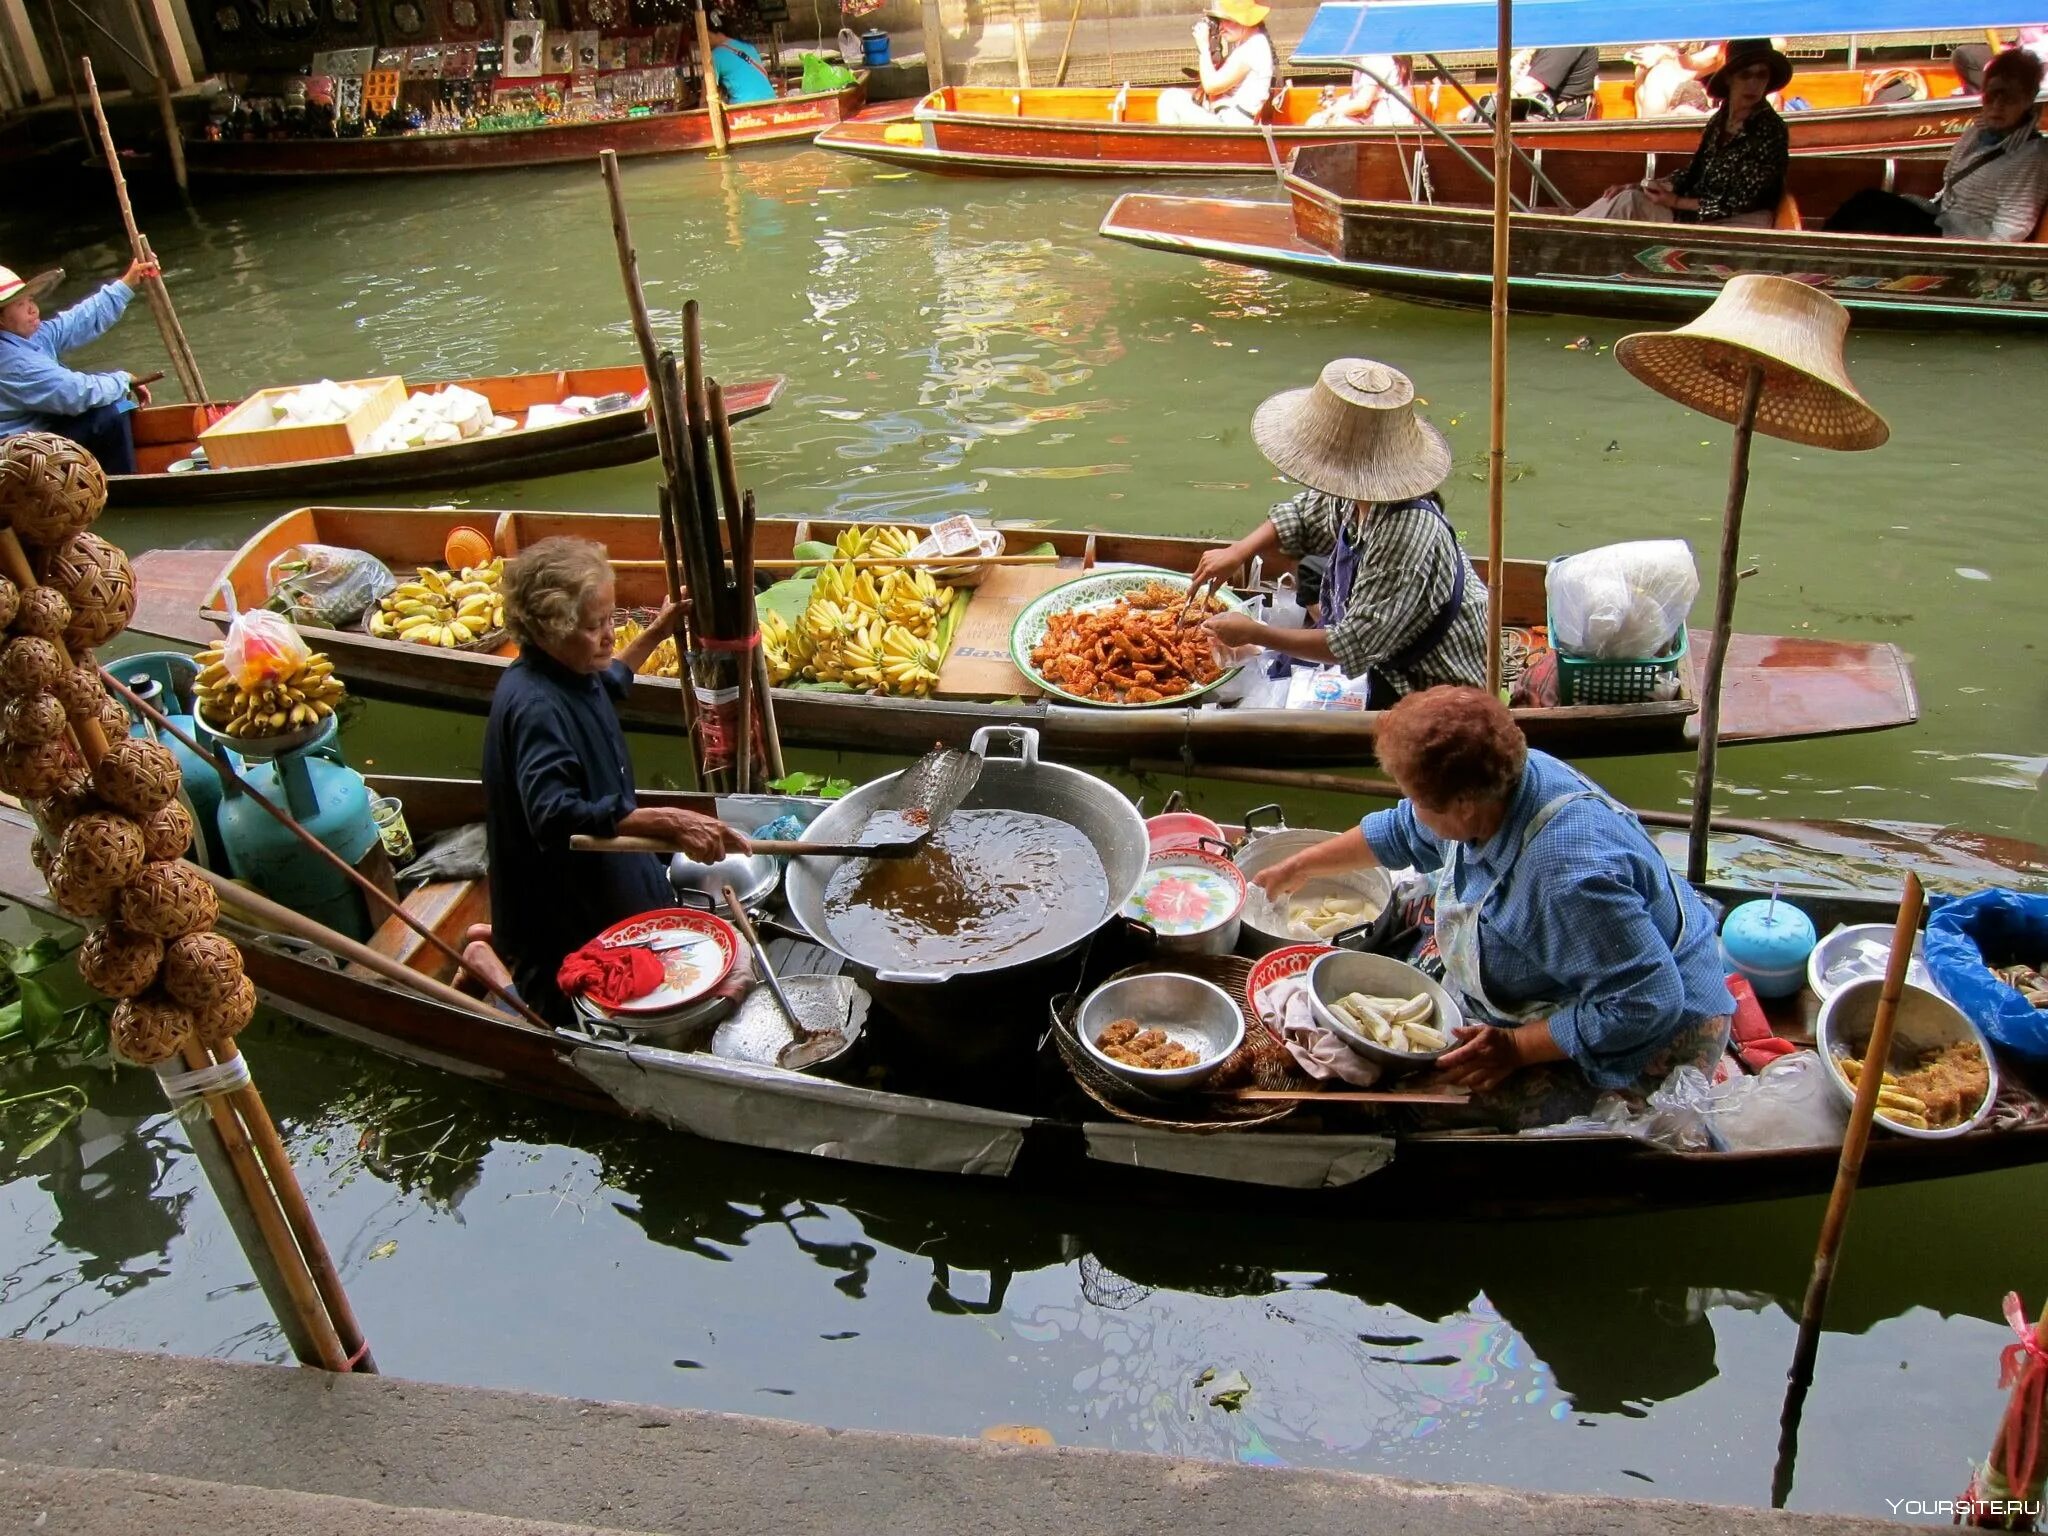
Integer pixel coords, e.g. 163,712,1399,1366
1726,974,1800,1071
557,940,664,1008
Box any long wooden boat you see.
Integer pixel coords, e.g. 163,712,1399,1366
131,504,1919,769
1100,143,2048,329
817,69,2014,177
108,367,783,508
4,773,2041,1217
184,80,866,180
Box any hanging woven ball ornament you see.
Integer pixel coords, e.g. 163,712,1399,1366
119,859,218,939
0,575,16,631
36,532,134,650
2,690,67,745
29,833,53,879
162,930,244,1009
55,810,146,895
92,736,179,817
192,972,256,1047
140,798,194,861
92,690,131,744
76,924,165,999
50,660,104,721
109,991,193,1067
46,860,119,920
30,772,97,838
9,586,71,642
0,736,81,798
0,432,107,543
0,635,64,698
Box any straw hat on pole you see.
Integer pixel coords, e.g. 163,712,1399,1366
1250,358,1452,503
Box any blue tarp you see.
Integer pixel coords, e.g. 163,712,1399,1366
1296,1,2031,64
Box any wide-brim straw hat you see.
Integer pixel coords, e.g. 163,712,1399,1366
1613,274,1889,451
0,266,61,307
1251,358,1452,502
1708,38,1794,99
1207,0,1269,28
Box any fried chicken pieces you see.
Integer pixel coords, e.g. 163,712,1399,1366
1096,1016,1201,1071
1031,583,1226,706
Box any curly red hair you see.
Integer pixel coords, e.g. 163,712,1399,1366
1376,685,1527,809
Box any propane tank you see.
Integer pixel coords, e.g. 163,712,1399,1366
117,651,229,867
214,732,381,940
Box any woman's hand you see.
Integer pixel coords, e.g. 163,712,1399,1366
623,806,746,863
616,596,691,673
1201,611,1264,650
128,379,152,407
1435,1022,1527,1091
1251,853,1310,901
121,258,160,288
1190,540,1249,598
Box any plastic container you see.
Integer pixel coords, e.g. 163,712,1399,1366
860,28,890,66
369,795,414,863
1720,898,1818,999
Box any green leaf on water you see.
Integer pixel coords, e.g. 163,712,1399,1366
368,1239,398,1260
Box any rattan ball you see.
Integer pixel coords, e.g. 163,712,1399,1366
92,736,180,817
0,575,16,631
50,661,104,721
36,532,133,650
118,859,218,939
76,924,164,999
31,772,98,837
162,930,244,1009
55,810,146,895
191,973,256,1047
141,798,195,861
29,833,52,878
46,860,119,920
109,991,193,1067
2,691,67,745
9,586,70,642
92,691,131,744
0,736,80,798
0,432,107,543
0,635,64,698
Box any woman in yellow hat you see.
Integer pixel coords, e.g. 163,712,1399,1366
0,255,158,473
1157,0,1275,127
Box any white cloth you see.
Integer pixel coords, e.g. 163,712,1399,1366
1157,86,1255,126
1257,974,1382,1087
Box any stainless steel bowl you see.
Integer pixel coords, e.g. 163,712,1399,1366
1076,971,1244,1094
668,846,779,909
1306,950,1460,1069
1817,978,1999,1140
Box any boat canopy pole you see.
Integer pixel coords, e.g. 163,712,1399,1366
1483,1,1511,695
1351,62,1532,213
1421,51,1576,211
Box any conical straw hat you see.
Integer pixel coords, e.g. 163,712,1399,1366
1251,358,1452,503
1613,274,1889,452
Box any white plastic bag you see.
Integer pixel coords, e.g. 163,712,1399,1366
1547,540,1699,660
265,542,396,629
222,608,311,691
1698,1051,1848,1152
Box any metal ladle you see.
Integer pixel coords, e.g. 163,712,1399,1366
720,882,842,1071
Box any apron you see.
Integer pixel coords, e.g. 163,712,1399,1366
1322,495,1467,697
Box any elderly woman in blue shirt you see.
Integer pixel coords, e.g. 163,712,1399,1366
0,257,157,473
1254,686,1732,1125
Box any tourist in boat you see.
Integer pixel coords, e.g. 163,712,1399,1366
1625,44,1712,118
482,536,747,1025
0,257,158,474
1952,26,2048,93
1190,358,1489,706
1307,54,1420,129
706,12,777,106
1823,48,2048,241
1157,0,1275,127
1250,687,1735,1128
1574,39,1790,226
1512,45,1600,120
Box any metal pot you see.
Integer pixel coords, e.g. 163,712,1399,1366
1124,843,1244,957
1232,818,1394,958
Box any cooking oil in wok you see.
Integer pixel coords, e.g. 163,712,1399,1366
822,810,1109,970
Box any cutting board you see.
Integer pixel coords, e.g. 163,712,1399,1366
934,563,1075,699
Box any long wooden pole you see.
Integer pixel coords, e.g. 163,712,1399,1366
743,490,784,780
1010,0,1032,86
694,0,730,155
1771,872,1925,1506
119,0,187,193
1687,363,1765,886
1051,0,1083,85
1483,0,1511,699
44,0,94,151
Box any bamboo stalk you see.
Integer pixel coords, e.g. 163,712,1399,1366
1051,0,1083,85
744,490,785,780
681,303,722,577
707,378,747,579
1483,0,1512,699
733,495,755,794
121,0,187,193
597,149,680,491
694,0,730,155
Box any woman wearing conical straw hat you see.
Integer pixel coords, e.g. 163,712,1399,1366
1193,358,1490,705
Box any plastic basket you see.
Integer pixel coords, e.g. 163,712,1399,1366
1544,593,1689,706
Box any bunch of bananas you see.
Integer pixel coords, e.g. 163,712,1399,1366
833,524,921,563
615,615,681,678
367,561,506,648
759,526,955,698
193,646,347,738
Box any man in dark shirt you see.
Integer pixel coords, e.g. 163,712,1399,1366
1521,45,1600,116
481,537,744,1025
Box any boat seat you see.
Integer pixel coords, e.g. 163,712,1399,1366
367,878,486,982
1774,192,1803,231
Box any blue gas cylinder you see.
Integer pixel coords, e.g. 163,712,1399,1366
116,651,229,867
1719,898,1818,1000
215,736,379,940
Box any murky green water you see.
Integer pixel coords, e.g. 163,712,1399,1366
3,147,2046,1518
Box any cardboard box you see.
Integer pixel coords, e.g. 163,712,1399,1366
934,563,1074,699
199,376,405,470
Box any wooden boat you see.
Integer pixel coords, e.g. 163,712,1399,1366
184,80,866,180
816,70,2012,178
130,504,1919,769
109,367,783,508
3,772,2041,1217
1100,143,2048,329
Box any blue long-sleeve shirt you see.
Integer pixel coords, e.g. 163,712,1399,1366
1363,750,1734,1089
0,281,136,435
482,646,671,1023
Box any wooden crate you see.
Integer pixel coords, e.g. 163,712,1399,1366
198,376,405,470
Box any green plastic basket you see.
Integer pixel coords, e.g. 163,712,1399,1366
1545,591,1689,706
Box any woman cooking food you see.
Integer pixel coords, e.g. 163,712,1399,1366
478,537,746,1026
1254,687,1734,1127
1191,358,1490,706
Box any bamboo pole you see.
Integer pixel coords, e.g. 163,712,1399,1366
1051,0,1083,85
1771,873,1925,1507
744,490,784,781
694,0,730,155
119,0,186,193
45,1,94,152
1483,0,1511,699
80,58,206,402
1686,363,1765,887
1010,0,1032,86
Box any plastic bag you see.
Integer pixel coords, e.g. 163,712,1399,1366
1927,888,2048,1063
1546,540,1699,659
222,608,311,691
801,52,856,92
265,543,396,629
1698,1051,1847,1152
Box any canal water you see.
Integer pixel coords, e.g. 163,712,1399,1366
2,146,2045,1519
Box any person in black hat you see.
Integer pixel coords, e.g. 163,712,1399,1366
1575,38,1790,226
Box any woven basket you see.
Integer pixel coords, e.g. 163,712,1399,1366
50,660,104,721
0,635,64,698
46,860,119,920
163,930,245,1009
141,799,195,862
119,859,219,940
0,736,81,798
76,925,164,999
0,432,107,544
0,575,16,631
55,811,146,895
93,737,180,818
192,972,256,1047
2,691,67,745
36,532,134,650
358,609,508,655
109,991,192,1067
9,586,70,642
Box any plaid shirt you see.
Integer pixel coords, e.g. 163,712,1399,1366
1363,750,1735,1089
1268,488,1490,694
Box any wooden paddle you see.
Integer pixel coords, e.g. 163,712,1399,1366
571,830,931,859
